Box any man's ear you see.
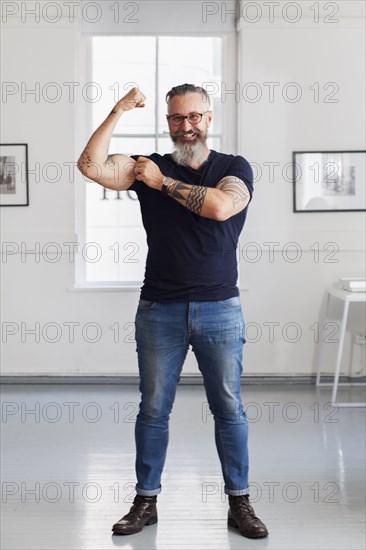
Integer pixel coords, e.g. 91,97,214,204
207,111,213,127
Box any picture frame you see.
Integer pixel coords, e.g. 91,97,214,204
0,144,29,207
292,150,366,213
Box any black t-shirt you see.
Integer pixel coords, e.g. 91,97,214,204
129,150,253,302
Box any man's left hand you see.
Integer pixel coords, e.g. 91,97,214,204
134,157,164,190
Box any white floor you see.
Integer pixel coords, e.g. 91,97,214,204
1,382,365,550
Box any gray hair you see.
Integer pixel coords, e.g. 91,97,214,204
165,84,211,107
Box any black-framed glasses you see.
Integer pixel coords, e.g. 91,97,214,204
166,111,210,126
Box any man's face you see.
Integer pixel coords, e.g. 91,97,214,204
167,92,212,145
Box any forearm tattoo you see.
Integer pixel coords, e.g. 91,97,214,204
216,176,250,207
168,181,189,201
167,180,208,215
186,186,208,214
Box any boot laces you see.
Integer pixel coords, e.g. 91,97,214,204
232,495,259,521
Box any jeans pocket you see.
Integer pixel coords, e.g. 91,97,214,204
138,299,157,310
218,296,241,309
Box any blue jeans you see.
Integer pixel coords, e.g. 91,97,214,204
134,296,249,497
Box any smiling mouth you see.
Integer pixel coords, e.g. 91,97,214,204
180,131,197,139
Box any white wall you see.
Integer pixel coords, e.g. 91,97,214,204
1,1,365,377
236,1,366,375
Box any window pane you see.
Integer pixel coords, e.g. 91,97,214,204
86,184,141,229
211,97,222,134
110,137,156,158
92,36,156,135
85,227,147,282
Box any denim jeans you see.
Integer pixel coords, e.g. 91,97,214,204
134,296,249,497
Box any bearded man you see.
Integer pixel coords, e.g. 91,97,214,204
77,83,268,540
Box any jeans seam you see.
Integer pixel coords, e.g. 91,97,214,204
217,416,230,488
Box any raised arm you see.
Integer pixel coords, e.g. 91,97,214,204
77,87,146,190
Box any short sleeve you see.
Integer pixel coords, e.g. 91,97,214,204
227,155,254,202
127,154,141,193
126,153,161,193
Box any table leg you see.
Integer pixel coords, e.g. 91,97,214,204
316,291,331,386
331,299,350,404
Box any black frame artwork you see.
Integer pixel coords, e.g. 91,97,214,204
292,150,366,213
0,143,29,207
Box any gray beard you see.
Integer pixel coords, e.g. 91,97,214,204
171,139,209,167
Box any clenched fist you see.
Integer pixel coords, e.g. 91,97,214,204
116,87,146,112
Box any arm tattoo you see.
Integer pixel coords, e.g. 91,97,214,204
168,181,191,200
216,176,250,207
186,186,207,215
77,144,93,171
167,180,207,215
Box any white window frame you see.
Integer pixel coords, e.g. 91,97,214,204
73,32,238,291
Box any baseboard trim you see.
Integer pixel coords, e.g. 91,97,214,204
1,375,365,385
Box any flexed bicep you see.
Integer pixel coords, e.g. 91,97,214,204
103,154,137,189
78,148,137,191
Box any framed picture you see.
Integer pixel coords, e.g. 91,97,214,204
0,144,29,206
293,150,366,212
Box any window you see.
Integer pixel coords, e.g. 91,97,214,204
83,35,228,285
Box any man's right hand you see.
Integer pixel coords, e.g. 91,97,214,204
117,87,146,112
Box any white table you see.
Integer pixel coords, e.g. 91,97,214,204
316,286,366,407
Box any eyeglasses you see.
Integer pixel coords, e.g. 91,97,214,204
166,111,210,126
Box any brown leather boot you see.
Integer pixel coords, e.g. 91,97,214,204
228,494,268,538
112,494,158,535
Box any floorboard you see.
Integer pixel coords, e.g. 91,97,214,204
1,383,365,550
